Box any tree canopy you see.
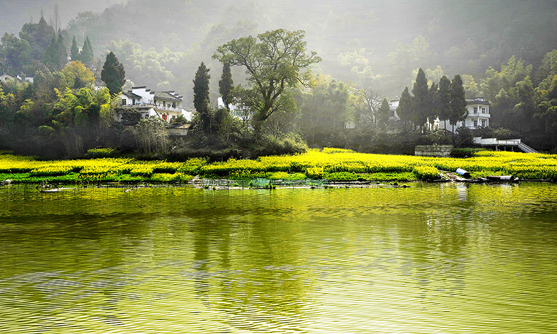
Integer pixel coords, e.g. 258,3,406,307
213,29,321,134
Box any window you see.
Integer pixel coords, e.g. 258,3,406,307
122,99,127,105
481,107,486,113
482,119,487,127
172,102,176,108
473,107,478,113
473,120,478,128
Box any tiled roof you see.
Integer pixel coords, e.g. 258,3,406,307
122,91,142,100
154,91,182,102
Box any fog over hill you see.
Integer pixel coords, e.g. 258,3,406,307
2,0,557,100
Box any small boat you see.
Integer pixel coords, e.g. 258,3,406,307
487,175,515,181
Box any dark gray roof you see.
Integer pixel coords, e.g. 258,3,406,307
122,91,142,100
154,91,182,102
466,98,490,106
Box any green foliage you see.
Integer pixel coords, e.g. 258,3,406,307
219,61,233,110
412,68,431,126
214,29,321,134
86,148,116,158
451,148,485,158
101,51,125,95
412,166,440,181
80,37,94,64
70,37,80,61
193,62,211,133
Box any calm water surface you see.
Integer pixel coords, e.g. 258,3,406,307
1,183,556,333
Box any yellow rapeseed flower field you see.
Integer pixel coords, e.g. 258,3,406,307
1,149,556,185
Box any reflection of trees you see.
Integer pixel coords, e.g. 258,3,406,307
186,190,313,331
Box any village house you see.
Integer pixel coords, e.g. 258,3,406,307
437,97,491,132
116,86,193,124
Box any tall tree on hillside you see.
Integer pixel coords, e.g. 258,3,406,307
70,36,80,61
19,16,55,61
213,29,321,135
438,75,452,130
193,62,211,133
396,86,412,132
43,36,61,70
449,74,467,130
101,51,125,95
80,37,93,64
411,68,430,128
219,61,233,111
56,33,66,67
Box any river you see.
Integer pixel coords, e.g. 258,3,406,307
1,183,556,333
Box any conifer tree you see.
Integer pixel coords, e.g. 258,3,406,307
42,36,59,69
193,62,211,133
449,74,467,129
438,75,452,130
80,37,93,64
56,33,67,68
101,51,125,95
377,98,391,128
70,36,80,61
411,68,430,127
397,87,412,132
219,61,233,110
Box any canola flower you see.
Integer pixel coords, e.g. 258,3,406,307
1,149,556,185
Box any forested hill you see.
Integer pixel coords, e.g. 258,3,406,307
3,0,557,100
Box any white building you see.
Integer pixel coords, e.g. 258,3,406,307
116,86,192,123
217,96,253,121
438,97,491,133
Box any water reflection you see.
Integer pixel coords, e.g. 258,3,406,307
1,184,557,332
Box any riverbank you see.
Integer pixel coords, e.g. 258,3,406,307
1,148,557,187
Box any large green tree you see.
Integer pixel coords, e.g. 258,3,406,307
213,29,321,135
101,51,125,95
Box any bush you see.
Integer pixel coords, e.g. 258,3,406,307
86,148,116,158
412,166,440,181
451,148,486,158
250,133,308,157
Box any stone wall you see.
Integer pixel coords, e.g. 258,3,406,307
415,145,454,157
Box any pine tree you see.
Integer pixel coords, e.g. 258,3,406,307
70,36,80,61
42,36,58,69
377,98,391,128
438,76,452,131
80,37,93,64
101,51,125,95
449,74,467,128
397,87,412,132
219,61,233,110
193,62,211,133
411,68,430,127
56,33,67,68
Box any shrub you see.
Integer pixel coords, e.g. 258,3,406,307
86,148,116,158
412,166,440,181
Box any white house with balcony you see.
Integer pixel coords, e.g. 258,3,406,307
438,97,491,133
116,86,192,124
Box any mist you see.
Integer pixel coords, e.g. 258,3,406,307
3,0,556,100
